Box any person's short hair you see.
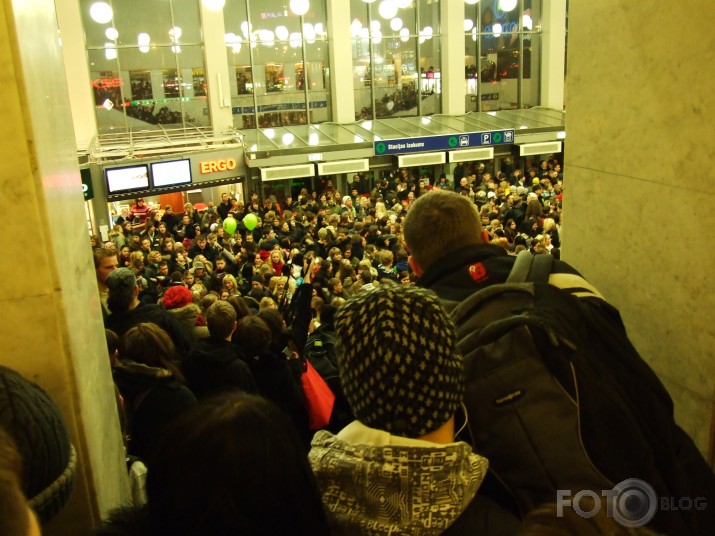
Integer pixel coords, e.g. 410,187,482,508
200,293,218,314
235,316,272,357
378,249,393,266
403,190,483,272
359,270,373,284
106,268,137,313
327,277,341,292
93,247,118,268
206,301,237,339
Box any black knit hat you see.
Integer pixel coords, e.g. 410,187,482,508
334,284,465,438
0,366,76,523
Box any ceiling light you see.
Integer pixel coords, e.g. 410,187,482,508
378,0,398,20
89,2,113,24
290,0,309,16
203,0,225,11
500,0,517,12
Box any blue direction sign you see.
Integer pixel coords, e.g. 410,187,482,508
374,129,514,156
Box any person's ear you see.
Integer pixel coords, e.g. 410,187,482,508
408,255,423,277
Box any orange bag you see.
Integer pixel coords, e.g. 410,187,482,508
301,359,335,430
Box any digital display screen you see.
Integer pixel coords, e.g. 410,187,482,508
151,159,192,188
105,165,150,194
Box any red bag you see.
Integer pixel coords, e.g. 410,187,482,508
301,359,335,430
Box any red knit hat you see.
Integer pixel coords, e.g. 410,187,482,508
162,286,193,309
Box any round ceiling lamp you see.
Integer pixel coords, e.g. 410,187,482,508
378,0,398,20
499,0,517,12
464,0,480,5
105,27,118,40
290,0,309,16
202,0,225,11
275,25,289,40
464,19,474,32
89,2,113,24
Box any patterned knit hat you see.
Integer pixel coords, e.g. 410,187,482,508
334,284,464,438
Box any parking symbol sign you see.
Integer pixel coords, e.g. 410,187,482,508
459,135,469,147
481,133,492,145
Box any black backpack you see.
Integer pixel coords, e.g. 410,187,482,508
304,329,340,387
450,251,715,535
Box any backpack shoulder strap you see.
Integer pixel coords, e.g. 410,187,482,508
506,250,553,284
506,250,534,283
528,253,554,284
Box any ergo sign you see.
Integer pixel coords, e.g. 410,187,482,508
200,158,237,174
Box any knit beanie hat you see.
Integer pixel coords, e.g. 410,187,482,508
334,285,465,438
162,285,193,310
0,366,76,523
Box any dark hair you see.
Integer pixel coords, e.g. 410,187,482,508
145,394,330,535
227,295,252,322
119,323,186,384
235,316,272,357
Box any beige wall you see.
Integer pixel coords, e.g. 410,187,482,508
563,1,715,457
0,0,130,533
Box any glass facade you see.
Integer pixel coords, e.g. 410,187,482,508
350,0,441,120
223,0,331,129
81,0,207,133
79,0,550,135
464,0,541,111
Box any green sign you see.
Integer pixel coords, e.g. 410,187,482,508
80,168,94,201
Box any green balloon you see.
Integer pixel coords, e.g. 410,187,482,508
223,216,237,235
244,212,258,231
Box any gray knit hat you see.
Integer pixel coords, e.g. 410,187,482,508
334,284,464,438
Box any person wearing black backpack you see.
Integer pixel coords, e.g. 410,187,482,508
304,305,352,433
403,190,715,536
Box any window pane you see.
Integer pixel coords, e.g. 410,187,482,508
305,42,331,123
88,49,125,133
112,1,173,46
171,0,202,44
522,34,540,109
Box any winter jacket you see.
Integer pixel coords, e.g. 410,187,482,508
166,303,209,343
309,421,520,535
113,361,197,460
184,338,257,400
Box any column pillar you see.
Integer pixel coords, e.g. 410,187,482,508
0,2,130,534
541,0,566,110
440,0,466,115
200,2,234,131
327,0,355,123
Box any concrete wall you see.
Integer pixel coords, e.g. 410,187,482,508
563,0,715,458
0,0,130,533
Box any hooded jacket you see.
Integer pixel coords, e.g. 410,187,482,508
113,361,197,460
166,303,209,343
309,422,518,535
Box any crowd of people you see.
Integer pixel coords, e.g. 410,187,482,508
81,156,714,535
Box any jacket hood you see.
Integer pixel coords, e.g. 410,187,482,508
309,424,488,535
168,303,200,328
